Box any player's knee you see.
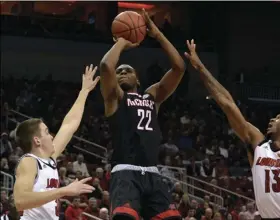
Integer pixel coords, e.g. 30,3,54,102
112,215,135,220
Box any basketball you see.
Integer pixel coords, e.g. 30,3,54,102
112,11,147,44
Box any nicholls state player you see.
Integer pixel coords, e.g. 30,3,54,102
184,39,280,219
13,65,99,220
99,9,185,220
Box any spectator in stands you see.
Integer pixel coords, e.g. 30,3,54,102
0,132,13,158
244,203,256,220
200,158,216,178
190,199,198,210
215,158,229,178
73,154,89,177
8,153,19,174
186,157,199,176
226,213,233,220
0,194,20,220
185,209,196,220
203,195,210,204
90,178,103,200
161,137,179,155
231,206,242,220
0,158,9,173
178,194,190,217
172,182,184,198
65,197,84,220
104,164,111,182
218,140,228,159
7,194,19,220
84,197,99,218
201,208,213,220
95,167,108,190
75,170,83,181
59,167,71,187
172,193,181,208
66,162,76,179
0,191,8,213
99,207,109,220
239,213,247,220
201,196,213,210
213,212,222,220
160,156,175,179
100,191,110,210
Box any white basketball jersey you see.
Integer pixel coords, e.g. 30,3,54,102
19,154,59,220
251,140,280,218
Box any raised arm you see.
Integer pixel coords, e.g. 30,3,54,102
14,157,93,211
52,65,100,159
100,38,138,116
184,40,264,149
143,9,186,106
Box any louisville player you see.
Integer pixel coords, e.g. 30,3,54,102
184,39,280,219
99,10,185,220
13,65,99,220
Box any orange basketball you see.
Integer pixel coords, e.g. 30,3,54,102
112,11,147,44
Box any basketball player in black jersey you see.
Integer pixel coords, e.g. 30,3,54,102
99,9,185,220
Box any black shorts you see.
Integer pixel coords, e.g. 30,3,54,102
109,170,181,220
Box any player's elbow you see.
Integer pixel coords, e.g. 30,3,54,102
172,60,186,74
171,56,186,73
14,196,25,211
100,60,113,75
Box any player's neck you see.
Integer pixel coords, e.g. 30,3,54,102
30,150,51,159
127,87,138,93
272,140,280,150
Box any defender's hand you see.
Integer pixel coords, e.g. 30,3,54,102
82,64,100,92
113,37,139,50
142,8,161,38
184,39,204,70
63,177,94,196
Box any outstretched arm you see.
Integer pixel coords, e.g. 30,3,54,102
14,157,93,211
100,38,138,116
184,40,264,149
52,65,100,159
143,9,186,106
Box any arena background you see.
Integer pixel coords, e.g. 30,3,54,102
1,1,280,220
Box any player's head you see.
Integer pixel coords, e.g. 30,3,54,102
15,118,54,157
267,114,280,139
116,64,140,91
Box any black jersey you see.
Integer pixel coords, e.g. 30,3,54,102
108,92,161,167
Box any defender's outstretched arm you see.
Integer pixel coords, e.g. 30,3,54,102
184,40,264,150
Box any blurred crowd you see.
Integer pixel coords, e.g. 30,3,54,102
1,13,189,51
1,63,278,220
1,3,279,219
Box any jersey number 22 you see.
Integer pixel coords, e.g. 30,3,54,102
137,109,153,131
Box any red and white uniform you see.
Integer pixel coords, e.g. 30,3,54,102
18,153,59,220
252,140,280,218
